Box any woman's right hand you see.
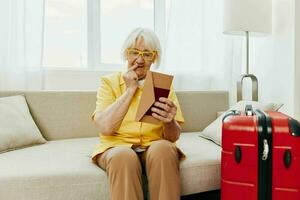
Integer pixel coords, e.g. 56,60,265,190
123,63,139,92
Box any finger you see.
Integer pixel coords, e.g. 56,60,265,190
151,107,168,118
152,113,170,123
154,101,170,112
159,97,175,107
128,63,139,71
127,64,138,81
129,71,138,81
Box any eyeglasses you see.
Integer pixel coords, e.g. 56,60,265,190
126,48,156,61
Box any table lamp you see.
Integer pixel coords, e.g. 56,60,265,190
223,0,272,101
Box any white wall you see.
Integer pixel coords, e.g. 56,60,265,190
250,0,295,117
295,0,300,120
43,68,214,91
43,69,112,91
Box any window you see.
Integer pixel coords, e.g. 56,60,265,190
166,0,171,31
43,0,87,68
43,0,166,69
100,0,154,64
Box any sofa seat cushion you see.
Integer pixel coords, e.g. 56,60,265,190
177,132,221,195
0,133,221,200
0,137,109,200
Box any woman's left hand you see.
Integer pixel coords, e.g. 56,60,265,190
151,97,177,123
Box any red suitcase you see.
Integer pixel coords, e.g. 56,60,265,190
221,105,300,200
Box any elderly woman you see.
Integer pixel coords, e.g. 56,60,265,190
91,27,185,200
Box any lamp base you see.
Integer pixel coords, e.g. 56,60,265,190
237,74,258,102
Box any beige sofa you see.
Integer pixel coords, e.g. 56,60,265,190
0,90,228,200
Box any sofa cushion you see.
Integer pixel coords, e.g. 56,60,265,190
0,133,220,200
0,95,46,154
199,100,283,146
0,137,108,200
177,132,221,195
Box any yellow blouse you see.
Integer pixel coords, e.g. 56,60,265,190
91,72,185,161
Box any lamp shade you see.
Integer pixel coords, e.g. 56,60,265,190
223,0,272,36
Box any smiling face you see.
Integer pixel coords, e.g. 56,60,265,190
126,38,156,80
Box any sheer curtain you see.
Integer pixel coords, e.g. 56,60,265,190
162,0,244,104
0,0,45,90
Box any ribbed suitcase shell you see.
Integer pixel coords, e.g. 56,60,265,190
269,111,300,199
221,109,300,200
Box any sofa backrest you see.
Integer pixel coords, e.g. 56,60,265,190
0,91,228,140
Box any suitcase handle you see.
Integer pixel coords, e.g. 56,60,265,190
245,104,253,116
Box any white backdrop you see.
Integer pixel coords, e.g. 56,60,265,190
160,0,243,105
0,0,45,90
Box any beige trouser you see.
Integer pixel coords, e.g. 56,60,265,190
96,139,180,200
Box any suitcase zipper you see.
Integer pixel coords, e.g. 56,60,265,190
254,109,266,200
264,111,273,200
222,110,241,122
255,109,272,200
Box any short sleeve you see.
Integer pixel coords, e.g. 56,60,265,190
91,77,116,120
168,87,185,123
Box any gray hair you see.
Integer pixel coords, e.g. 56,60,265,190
121,27,162,67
